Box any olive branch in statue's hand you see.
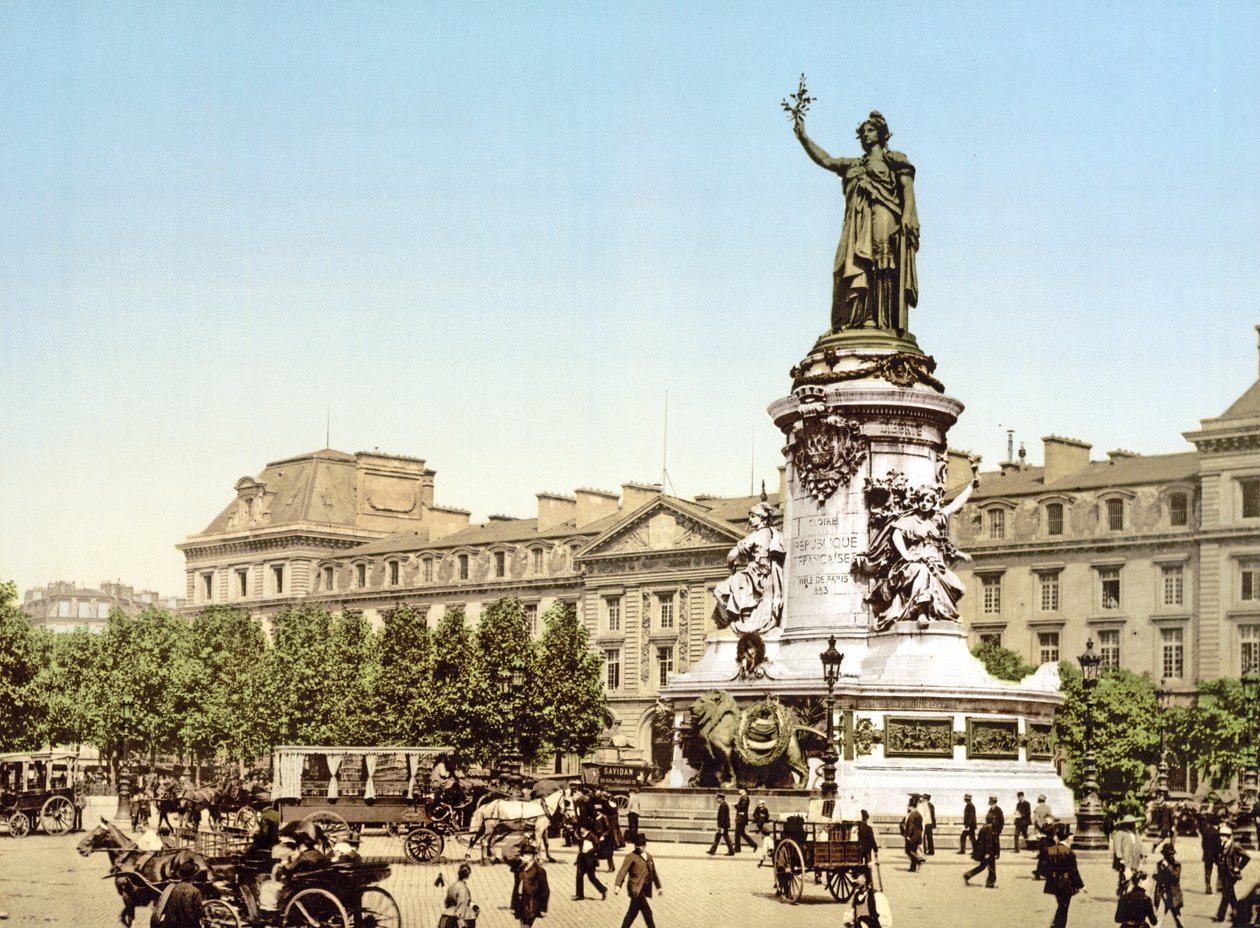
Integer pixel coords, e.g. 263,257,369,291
781,73,814,125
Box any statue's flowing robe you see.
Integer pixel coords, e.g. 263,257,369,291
713,526,785,635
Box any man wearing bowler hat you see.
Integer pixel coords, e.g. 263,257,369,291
615,832,662,928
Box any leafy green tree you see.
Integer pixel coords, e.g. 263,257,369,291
1056,663,1160,817
267,603,338,745
473,597,540,762
31,625,101,749
0,580,44,750
180,606,272,767
325,609,379,743
1165,677,1251,790
371,604,433,744
425,607,496,762
535,602,606,760
971,641,1039,682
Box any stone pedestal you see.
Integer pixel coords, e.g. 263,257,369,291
661,337,1074,820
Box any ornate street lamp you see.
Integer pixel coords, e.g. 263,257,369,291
819,636,844,806
1072,639,1107,850
498,663,527,778
1155,680,1171,798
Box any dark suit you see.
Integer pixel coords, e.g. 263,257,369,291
902,809,924,871
1115,885,1157,928
964,824,999,887
733,795,757,851
925,800,936,855
986,803,1005,859
960,800,977,854
1014,798,1032,851
1216,841,1250,923
1041,841,1084,928
616,848,661,928
857,820,879,864
707,798,733,855
511,861,550,926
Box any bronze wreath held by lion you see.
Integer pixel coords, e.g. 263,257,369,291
687,691,815,789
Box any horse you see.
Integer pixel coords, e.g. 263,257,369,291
179,777,269,831
76,819,213,927
466,783,566,863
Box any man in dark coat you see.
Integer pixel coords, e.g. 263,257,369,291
1215,823,1249,924
964,822,999,888
151,857,204,928
1201,809,1222,894
1040,819,1084,928
959,793,977,855
902,797,924,872
1014,791,1032,852
615,833,662,928
733,789,758,852
857,809,879,866
511,842,550,928
706,794,734,856
1115,870,1157,927
986,796,1006,853
1153,842,1184,928
922,793,937,855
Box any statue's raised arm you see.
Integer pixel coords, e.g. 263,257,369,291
785,76,919,336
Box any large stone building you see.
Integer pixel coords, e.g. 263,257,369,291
179,331,1260,765
23,581,183,634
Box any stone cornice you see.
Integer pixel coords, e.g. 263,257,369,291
963,524,1258,560
182,535,365,560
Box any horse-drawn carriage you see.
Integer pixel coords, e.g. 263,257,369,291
0,750,78,837
769,805,871,905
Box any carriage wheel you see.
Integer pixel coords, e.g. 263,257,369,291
404,826,443,863
299,810,350,847
234,805,259,834
359,887,402,928
8,811,31,837
773,838,805,904
384,822,403,838
40,796,75,835
201,899,244,928
826,867,856,902
281,887,348,928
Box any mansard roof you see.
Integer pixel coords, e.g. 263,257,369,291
198,448,363,534
1220,379,1260,420
970,451,1198,501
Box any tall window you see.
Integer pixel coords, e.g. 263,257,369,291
272,565,285,595
356,563,367,588
606,596,622,632
202,572,214,602
981,576,1002,615
423,559,433,583
1243,479,1260,519
605,649,621,691
494,551,506,578
1038,631,1060,665
323,565,334,591
1038,572,1061,612
1169,493,1188,527
236,569,249,598
1106,498,1124,531
1241,625,1260,675
388,560,400,586
979,632,1002,648
1161,565,1184,607
525,602,538,635
1161,628,1184,679
1098,629,1120,669
532,548,544,574
657,646,674,687
458,554,469,581
1242,559,1260,602
658,594,675,630
1099,567,1121,610
987,509,1005,540
1046,503,1064,536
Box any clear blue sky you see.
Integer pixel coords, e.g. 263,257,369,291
2,1,1257,597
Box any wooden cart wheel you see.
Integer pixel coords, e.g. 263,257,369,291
359,887,402,928
299,810,350,847
201,898,244,927
234,805,259,834
281,887,348,928
773,838,805,904
8,811,31,837
826,867,856,902
404,826,443,863
40,795,74,835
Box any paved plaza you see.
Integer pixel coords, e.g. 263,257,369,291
0,827,1243,928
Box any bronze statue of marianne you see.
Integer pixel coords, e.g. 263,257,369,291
792,106,920,335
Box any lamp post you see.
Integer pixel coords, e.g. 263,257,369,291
1072,639,1107,850
498,663,526,779
819,636,844,809
1155,680,1171,798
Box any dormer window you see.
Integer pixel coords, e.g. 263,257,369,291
322,565,335,591
1045,502,1064,536
1106,498,1124,531
987,509,1005,540
355,562,367,589
458,554,470,581
1169,493,1188,527
388,560,400,586
494,551,506,578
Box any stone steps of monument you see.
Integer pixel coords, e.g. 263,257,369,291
634,808,927,845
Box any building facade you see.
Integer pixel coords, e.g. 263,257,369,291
23,581,183,634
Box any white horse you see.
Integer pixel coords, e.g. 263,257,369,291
466,784,566,862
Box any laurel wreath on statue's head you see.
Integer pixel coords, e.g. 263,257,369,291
735,699,793,767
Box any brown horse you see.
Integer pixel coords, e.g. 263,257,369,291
76,819,213,926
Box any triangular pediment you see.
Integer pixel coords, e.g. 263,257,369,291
581,496,745,558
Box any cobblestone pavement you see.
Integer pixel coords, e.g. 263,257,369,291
0,829,1237,927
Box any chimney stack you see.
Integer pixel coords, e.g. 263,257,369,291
536,492,577,532
574,488,620,528
1042,435,1092,484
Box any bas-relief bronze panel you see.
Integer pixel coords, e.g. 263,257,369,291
1026,722,1055,761
883,716,954,758
966,719,1020,760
